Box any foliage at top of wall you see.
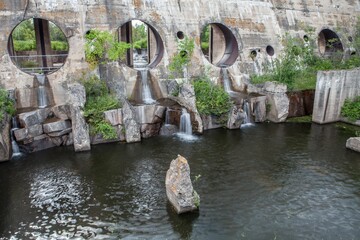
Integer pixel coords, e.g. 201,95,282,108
341,96,360,121
193,76,232,117
0,88,15,122
168,37,195,78
85,29,131,69
82,75,121,139
251,19,360,90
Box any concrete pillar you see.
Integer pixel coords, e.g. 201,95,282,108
34,18,53,73
120,22,133,67
210,24,226,66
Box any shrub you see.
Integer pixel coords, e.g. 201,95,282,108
169,37,195,78
0,88,16,122
85,29,131,69
13,40,36,51
193,76,232,116
341,96,360,121
82,75,121,139
51,41,69,51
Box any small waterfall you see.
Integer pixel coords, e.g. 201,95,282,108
138,68,155,104
165,107,171,125
10,118,22,159
222,68,232,93
242,100,254,127
179,108,192,135
36,74,48,108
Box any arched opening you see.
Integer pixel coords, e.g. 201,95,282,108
318,29,344,56
8,18,69,75
200,23,239,67
118,20,164,69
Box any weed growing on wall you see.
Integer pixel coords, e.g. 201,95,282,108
169,37,195,78
82,75,121,139
85,29,131,69
341,96,360,121
193,76,232,117
0,88,15,122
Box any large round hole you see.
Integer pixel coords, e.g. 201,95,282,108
266,45,275,56
303,35,309,42
118,20,164,69
250,50,257,60
7,18,69,75
200,23,239,67
318,29,344,55
177,31,185,40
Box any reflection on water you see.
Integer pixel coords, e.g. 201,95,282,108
0,123,360,239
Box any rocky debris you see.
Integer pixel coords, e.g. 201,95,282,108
0,114,11,162
249,95,267,122
26,134,57,153
99,62,127,101
165,155,200,214
71,106,91,152
133,105,166,138
346,137,360,153
159,124,178,136
141,123,162,138
122,101,141,143
18,108,51,128
227,105,243,129
43,120,71,134
14,124,43,141
202,115,223,130
52,105,71,120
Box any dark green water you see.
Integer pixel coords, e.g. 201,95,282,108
0,123,360,239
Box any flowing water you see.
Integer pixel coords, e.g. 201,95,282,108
222,68,232,93
1,123,360,239
36,74,48,108
138,68,155,104
242,100,254,127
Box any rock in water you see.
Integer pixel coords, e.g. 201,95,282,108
165,155,200,214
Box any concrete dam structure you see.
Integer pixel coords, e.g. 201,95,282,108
0,0,360,158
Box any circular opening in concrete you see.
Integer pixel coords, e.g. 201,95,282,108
348,36,353,42
318,29,344,55
351,50,356,56
266,45,275,56
303,35,309,42
177,31,185,40
180,50,188,58
250,50,257,60
200,23,239,67
8,18,69,75
118,20,164,69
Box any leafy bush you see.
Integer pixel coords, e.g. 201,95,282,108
82,75,121,139
0,88,16,122
51,41,69,51
193,77,232,116
341,96,360,121
13,40,36,51
85,29,131,69
169,37,195,78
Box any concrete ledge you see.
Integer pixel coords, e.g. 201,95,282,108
346,137,360,153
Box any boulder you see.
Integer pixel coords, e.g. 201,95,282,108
0,114,11,162
141,123,161,138
263,82,289,122
346,137,360,152
43,120,71,133
18,108,51,128
165,155,200,214
250,95,267,122
122,101,141,143
14,124,43,141
67,83,86,108
71,106,91,152
52,105,71,120
26,134,57,152
227,105,242,129
104,108,123,126
159,124,178,136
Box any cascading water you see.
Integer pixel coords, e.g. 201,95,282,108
222,68,232,93
36,74,48,108
179,108,192,135
242,100,254,127
10,117,22,159
165,107,171,125
138,68,155,104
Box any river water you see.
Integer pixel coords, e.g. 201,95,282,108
0,123,360,239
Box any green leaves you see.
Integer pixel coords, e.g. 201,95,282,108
193,77,231,116
341,97,360,122
85,29,131,69
169,37,195,78
0,88,15,122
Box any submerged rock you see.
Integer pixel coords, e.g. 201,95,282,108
346,137,360,153
165,155,200,214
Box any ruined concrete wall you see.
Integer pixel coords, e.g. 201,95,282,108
0,0,359,109
312,69,360,124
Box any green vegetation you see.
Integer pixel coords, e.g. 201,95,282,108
169,37,195,78
251,19,360,90
286,116,312,123
85,29,131,69
0,88,16,122
82,75,121,139
341,96,360,121
200,25,210,53
193,76,232,117
132,23,148,49
193,190,200,208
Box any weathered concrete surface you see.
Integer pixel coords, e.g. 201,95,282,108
313,70,360,124
165,155,199,214
287,90,315,118
0,114,11,162
346,137,360,153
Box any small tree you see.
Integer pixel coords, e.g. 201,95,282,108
168,37,195,78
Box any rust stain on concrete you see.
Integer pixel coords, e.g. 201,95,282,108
150,11,161,22
224,18,265,32
133,0,143,9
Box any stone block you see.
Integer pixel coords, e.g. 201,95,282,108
18,108,51,128
104,108,123,126
26,135,57,153
14,124,43,141
47,128,72,137
141,123,161,138
71,106,91,152
43,120,71,133
52,105,71,120
122,101,141,143
159,124,178,136
346,137,360,152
